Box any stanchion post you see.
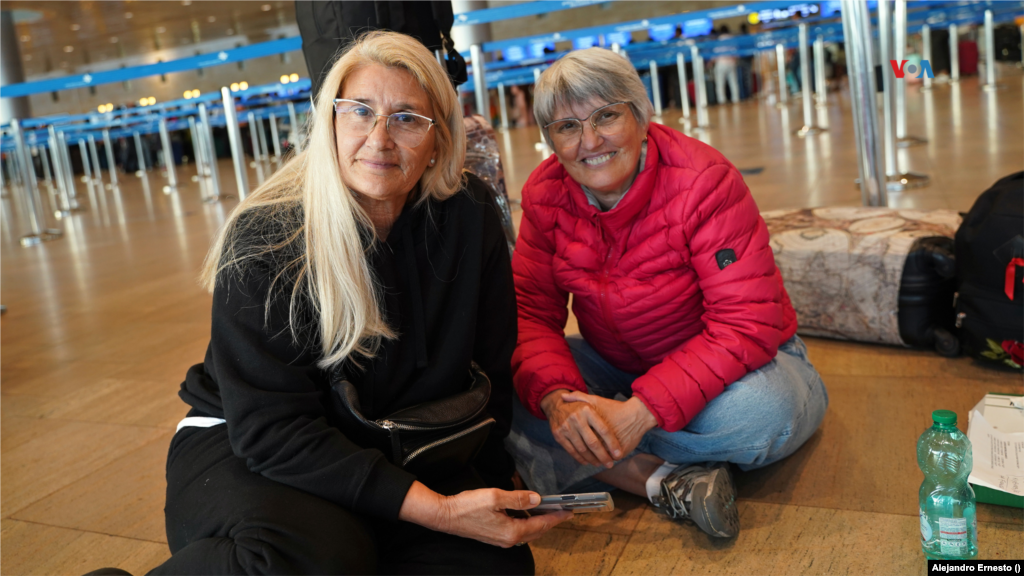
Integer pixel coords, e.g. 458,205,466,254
775,43,789,107
247,112,262,164
949,23,960,82
78,139,98,199
256,115,271,162
921,25,933,91
795,24,824,136
470,44,489,120
87,135,104,189
813,35,827,106
188,116,208,201
102,130,118,187
158,117,178,192
982,9,1003,90
287,101,303,152
57,131,81,209
533,68,550,152
676,52,691,122
39,143,54,192
879,0,897,178
221,87,250,200
497,83,509,130
690,46,710,129
198,103,222,201
649,61,663,118
133,131,147,172
48,127,73,217
269,113,283,160
10,119,59,246
841,0,886,207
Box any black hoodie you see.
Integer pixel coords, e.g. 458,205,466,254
178,174,517,520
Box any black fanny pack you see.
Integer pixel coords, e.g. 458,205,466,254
332,363,495,479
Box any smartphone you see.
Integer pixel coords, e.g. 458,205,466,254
534,492,615,513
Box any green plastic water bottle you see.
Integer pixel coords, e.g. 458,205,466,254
917,410,978,560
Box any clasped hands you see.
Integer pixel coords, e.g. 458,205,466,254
540,389,658,469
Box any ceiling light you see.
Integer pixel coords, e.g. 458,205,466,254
98,104,106,112
239,81,248,90
230,82,240,92
280,75,290,84
289,73,299,82
70,24,81,31
192,89,201,98
125,12,133,18
148,97,156,105
139,98,148,106
207,16,216,23
184,90,193,99
63,46,74,53
261,4,272,11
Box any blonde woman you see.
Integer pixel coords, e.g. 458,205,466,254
133,32,569,575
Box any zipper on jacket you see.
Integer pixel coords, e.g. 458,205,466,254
380,420,403,464
597,269,645,368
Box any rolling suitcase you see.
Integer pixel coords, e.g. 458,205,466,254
764,207,961,354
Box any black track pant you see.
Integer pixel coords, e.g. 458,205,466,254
148,425,535,575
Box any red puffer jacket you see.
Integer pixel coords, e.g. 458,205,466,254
512,123,798,432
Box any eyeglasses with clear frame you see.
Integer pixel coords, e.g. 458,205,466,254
333,98,436,147
544,102,631,149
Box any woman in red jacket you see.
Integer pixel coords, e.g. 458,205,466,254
507,48,828,539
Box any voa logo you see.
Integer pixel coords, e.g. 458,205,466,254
890,59,934,79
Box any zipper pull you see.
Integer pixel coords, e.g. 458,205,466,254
953,292,959,307
380,420,402,465
955,312,965,329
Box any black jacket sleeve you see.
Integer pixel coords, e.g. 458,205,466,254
204,261,416,519
468,180,519,487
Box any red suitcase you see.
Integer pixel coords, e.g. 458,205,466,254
959,40,978,76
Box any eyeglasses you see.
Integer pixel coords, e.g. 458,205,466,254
544,102,631,149
333,98,436,147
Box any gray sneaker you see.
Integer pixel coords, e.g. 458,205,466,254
653,462,740,538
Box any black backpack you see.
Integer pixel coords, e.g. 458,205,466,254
954,171,1024,370
295,1,468,99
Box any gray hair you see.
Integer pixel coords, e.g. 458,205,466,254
533,47,654,146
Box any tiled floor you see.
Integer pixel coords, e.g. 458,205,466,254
2,72,1021,575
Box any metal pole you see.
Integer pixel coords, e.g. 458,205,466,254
287,101,302,152
470,44,488,119
48,128,73,217
158,117,178,192
775,43,789,107
78,139,98,201
676,52,691,122
497,83,509,130
982,10,1003,90
795,24,824,136
611,42,621,55
57,131,81,210
102,130,118,187
133,131,147,172
198,103,222,200
10,119,56,246
813,36,827,106
87,135,104,189
879,0,897,179
188,116,208,201
247,112,266,185
221,87,250,200
39,143,53,192
532,68,550,152
949,23,959,82
691,46,710,129
894,0,908,139
269,113,283,160
256,115,271,162
921,25,933,91
649,61,662,118
842,0,886,207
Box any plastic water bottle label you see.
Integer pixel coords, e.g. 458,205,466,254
919,508,932,541
938,517,968,554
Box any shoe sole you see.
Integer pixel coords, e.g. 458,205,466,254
690,466,740,538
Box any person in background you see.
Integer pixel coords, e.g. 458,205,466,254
506,48,828,539
714,24,740,104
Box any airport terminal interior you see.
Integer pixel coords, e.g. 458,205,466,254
1,1,1022,575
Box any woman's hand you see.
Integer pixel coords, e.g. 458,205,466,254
561,392,658,458
540,389,624,468
399,482,572,548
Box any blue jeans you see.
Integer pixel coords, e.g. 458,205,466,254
506,335,829,495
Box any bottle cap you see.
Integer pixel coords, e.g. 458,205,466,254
932,410,957,425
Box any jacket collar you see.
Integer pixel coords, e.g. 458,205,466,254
563,126,661,229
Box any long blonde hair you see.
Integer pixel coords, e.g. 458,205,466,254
200,31,467,368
